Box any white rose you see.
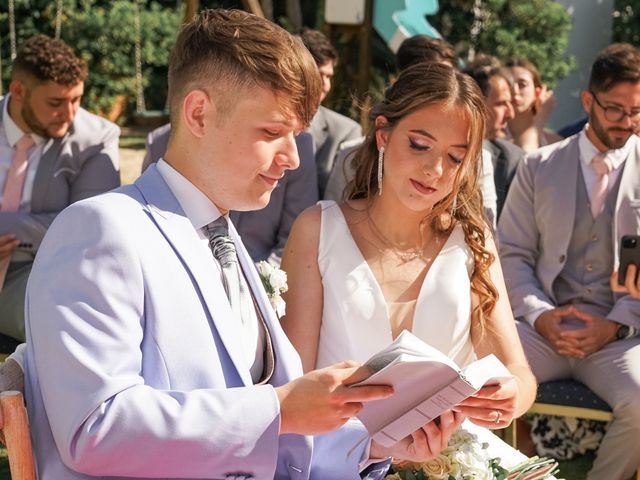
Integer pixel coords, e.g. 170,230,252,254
272,295,286,318
270,268,288,293
421,455,452,479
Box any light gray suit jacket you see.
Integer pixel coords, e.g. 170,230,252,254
309,106,362,198
498,135,640,329
0,96,120,255
24,165,373,479
142,124,318,265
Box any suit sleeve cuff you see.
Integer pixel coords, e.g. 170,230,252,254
524,307,551,327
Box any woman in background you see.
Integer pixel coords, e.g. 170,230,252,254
506,58,562,153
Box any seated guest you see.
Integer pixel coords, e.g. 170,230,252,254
0,34,120,341
498,43,640,480
24,10,459,479
300,28,362,198
505,58,562,153
142,124,317,265
394,35,458,71
465,60,524,220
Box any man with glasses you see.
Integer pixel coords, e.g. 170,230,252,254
498,43,640,480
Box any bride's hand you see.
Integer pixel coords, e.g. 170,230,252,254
370,410,465,462
453,378,518,429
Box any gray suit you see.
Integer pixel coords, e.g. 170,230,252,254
0,96,120,340
143,124,318,265
483,138,524,220
309,106,362,198
498,134,640,479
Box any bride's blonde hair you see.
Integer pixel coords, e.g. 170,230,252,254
345,62,498,323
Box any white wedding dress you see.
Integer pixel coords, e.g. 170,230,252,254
315,201,532,470
316,200,475,369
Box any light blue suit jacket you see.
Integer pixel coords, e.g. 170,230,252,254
24,165,374,479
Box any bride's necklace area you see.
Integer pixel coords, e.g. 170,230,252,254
366,213,436,264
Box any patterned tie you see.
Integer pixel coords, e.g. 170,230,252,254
590,152,613,219
0,135,35,291
205,217,253,325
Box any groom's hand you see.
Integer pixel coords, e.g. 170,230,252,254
370,410,464,462
276,361,393,435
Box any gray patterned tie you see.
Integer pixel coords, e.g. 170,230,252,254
205,217,253,325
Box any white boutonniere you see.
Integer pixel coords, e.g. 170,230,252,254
256,261,288,318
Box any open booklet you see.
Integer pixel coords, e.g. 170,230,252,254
351,330,513,447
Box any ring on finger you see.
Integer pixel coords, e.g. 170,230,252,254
495,410,502,423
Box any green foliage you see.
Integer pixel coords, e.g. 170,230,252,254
0,0,181,121
613,1,640,45
430,0,575,87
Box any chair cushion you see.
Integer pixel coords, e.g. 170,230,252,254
535,379,611,411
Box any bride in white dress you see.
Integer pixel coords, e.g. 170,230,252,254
281,63,536,445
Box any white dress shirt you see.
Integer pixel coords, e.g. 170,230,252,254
156,159,266,382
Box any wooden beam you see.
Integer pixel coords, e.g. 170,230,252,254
241,0,265,17
183,0,199,24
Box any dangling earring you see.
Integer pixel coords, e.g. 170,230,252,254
451,193,457,214
377,147,384,196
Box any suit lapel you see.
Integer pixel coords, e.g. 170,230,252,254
310,107,329,149
31,138,63,211
135,166,252,386
546,138,579,255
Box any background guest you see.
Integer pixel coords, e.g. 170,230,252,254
498,43,640,480
465,60,524,221
0,34,120,342
300,28,362,199
505,58,562,153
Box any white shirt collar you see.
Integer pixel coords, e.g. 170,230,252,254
578,123,635,170
156,158,223,230
2,94,46,148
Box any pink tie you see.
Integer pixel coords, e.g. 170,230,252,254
590,152,613,219
0,135,34,291
2,135,35,212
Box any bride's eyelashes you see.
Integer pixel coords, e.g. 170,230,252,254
408,138,463,165
409,137,431,152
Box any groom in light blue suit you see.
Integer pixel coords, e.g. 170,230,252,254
23,9,459,479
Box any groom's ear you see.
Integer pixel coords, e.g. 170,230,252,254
181,89,214,138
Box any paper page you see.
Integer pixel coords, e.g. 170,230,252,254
351,331,515,447
371,377,476,446
460,354,514,390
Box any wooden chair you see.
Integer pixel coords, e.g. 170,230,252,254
504,379,640,480
0,391,36,480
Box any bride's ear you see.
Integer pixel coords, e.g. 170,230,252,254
375,115,389,150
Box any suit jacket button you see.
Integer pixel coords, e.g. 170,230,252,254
559,254,566,263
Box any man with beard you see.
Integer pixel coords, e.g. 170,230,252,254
498,43,640,480
465,59,523,223
0,35,120,341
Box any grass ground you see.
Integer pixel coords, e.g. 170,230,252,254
0,137,598,479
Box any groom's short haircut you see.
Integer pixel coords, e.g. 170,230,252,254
168,9,321,126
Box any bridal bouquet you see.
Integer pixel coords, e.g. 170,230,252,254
385,427,559,480
256,261,288,317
